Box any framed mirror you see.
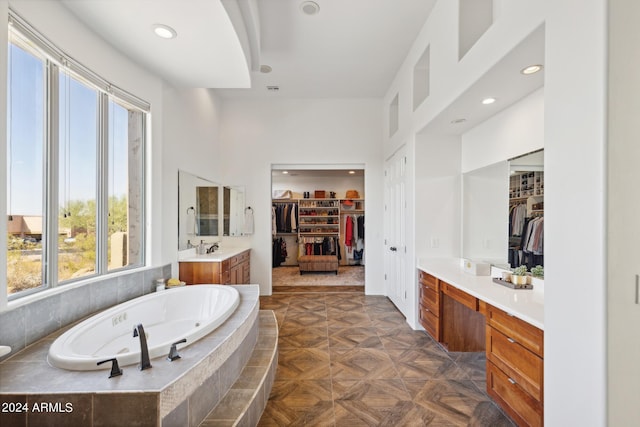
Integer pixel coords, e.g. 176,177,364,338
223,185,246,236
461,149,544,268
508,149,544,268
178,170,220,249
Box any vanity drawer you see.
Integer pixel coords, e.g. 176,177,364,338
419,305,440,341
486,304,544,357
441,281,478,311
418,270,439,291
419,283,440,315
487,361,543,427
486,326,543,401
229,250,249,267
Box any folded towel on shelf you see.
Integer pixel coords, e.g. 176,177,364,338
272,189,292,199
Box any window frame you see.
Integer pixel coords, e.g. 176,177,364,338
6,12,149,300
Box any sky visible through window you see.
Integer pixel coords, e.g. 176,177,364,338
7,43,129,217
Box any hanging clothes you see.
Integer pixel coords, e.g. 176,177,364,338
272,202,298,234
271,206,277,236
357,215,365,241
515,215,544,269
509,203,527,236
345,215,354,251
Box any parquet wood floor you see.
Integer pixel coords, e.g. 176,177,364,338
258,291,515,426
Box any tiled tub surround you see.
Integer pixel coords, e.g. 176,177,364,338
0,264,172,361
0,285,269,427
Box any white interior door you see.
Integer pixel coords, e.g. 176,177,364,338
384,147,407,314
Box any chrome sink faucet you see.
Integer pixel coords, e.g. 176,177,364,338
133,324,152,370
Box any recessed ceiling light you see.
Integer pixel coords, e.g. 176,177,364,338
521,64,543,75
482,97,497,105
282,171,289,174
348,171,355,174
152,24,177,39
300,1,320,15
260,65,272,74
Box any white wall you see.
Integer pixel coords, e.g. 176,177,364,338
544,1,607,425
0,0,165,310
271,174,364,200
384,0,608,425
219,98,383,295
384,0,545,157
414,134,461,259
162,87,224,270
461,88,544,173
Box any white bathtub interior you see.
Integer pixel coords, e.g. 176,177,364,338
48,285,240,370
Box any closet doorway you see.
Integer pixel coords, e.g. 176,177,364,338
271,166,365,291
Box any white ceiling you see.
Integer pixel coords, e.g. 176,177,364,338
60,0,544,132
62,0,436,98
61,0,251,88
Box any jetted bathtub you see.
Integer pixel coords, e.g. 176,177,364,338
48,285,240,371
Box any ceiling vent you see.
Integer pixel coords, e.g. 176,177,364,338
300,1,320,16
267,86,280,92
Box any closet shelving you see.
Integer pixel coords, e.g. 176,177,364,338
509,171,544,201
298,199,340,237
272,197,365,266
340,199,365,215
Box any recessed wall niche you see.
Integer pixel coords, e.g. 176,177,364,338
459,0,493,60
389,93,399,137
413,45,430,111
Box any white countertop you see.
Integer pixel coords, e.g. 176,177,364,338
178,247,250,262
417,258,544,330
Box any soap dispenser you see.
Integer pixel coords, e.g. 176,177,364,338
198,240,206,255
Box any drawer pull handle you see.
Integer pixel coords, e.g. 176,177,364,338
508,377,517,385
507,337,516,344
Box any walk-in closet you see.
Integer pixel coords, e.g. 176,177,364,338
271,168,365,289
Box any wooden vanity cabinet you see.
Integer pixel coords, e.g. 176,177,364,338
418,270,441,341
485,303,544,427
440,281,485,352
179,250,250,285
229,250,251,284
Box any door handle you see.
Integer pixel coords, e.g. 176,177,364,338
390,247,397,252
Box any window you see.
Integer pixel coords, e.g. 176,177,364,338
6,14,149,298
6,36,46,295
58,71,98,282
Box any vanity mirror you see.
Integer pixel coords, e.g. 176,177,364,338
178,170,220,250
223,185,246,236
508,150,544,268
461,149,544,268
